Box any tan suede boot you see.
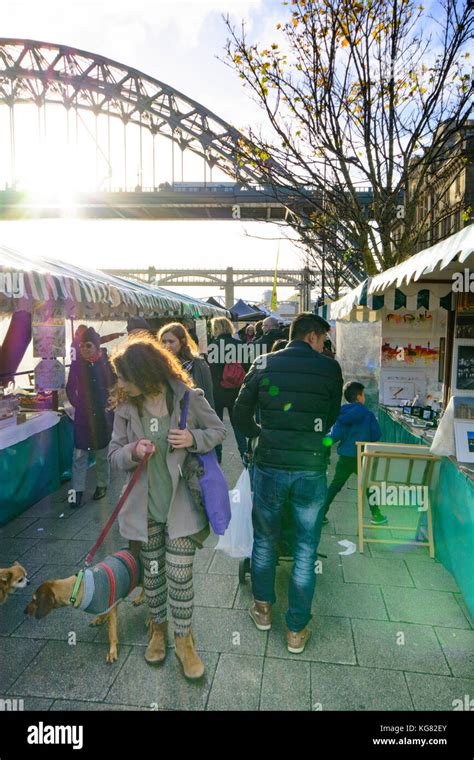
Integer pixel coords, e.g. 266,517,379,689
174,630,205,680
145,620,168,665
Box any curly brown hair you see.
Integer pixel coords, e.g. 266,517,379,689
109,333,194,410
157,321,199,362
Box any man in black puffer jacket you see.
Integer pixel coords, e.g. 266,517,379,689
233,313,342,654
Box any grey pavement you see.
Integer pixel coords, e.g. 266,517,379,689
1,414,473,711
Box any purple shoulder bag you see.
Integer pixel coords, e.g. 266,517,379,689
179,390,231,535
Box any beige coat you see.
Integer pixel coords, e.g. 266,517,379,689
108,378,226,543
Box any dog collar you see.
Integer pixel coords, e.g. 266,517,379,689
70,570,85,606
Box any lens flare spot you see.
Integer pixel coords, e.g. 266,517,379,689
262,377,270,386
283,402,292,412
322,436,333,447
269,385,280,396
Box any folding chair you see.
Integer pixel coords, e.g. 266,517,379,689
356,441,440,557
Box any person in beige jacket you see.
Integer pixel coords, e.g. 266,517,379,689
108,333,226,680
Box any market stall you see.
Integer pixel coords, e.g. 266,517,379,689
0,244,228,523
316,225,474,616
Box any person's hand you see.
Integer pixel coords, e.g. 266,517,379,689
134,439,155,460
167,428,194,449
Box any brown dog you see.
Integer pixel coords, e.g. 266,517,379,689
0,561,29,603
24,552,145,663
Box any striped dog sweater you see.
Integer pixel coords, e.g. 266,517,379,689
79,550,141,615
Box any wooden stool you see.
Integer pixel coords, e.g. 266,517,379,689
356,441,440,558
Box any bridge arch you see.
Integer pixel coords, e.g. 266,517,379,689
0,38,277,184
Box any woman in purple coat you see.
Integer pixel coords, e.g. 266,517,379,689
66,327,116,508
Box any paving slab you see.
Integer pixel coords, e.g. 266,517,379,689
0,515,41,538
382,587,471,628
1,637,48,691
207,551,240,575
351,618,450,675
260,657,311,711
12,604,101,643
193,547,214,574
105,646,218,710
0,537,40,562
314,580,388,620
3,695,53,711
207,653,263,711
0,594,33,635
341,554,414,587
404,557,460,592
16,516,95,541
434,628,474,678
9,640,131,701
266,613,356,665
310,663,414,711
192,606,268,655
50,700,142,710
404,672,474,711
21,538,92,565
454,595,474,629
193,573,238,608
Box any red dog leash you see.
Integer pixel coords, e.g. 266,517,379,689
84,444,153,567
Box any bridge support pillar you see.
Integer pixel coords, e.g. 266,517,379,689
225,267,234,309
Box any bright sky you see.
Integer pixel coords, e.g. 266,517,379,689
0,0,307,302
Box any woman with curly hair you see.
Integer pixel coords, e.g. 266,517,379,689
158,321,214,408
108,334,226,680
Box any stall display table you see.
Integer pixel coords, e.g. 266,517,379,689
0,412,74,524
379,406,474,618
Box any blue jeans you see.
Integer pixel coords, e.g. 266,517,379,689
251,464,327,632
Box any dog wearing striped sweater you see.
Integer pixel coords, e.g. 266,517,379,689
24,550,144,663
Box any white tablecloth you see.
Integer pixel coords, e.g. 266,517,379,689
0,411,61,451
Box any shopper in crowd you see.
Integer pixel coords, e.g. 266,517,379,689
108,334,226,679
126,316,152,335
233,313,343,654
253,316,284,352
245,324,256,343
207,316,247,463
182,317,199,346
254,320,264,340
322,381,385,525
71,324,124,362
158,321,214,408
271,338,288,352
66,327,116,508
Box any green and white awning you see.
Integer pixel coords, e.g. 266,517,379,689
315,224,474,322
0,244,228,319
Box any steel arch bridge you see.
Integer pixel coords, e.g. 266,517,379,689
0,38,276,184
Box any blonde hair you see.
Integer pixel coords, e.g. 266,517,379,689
211,316,234,338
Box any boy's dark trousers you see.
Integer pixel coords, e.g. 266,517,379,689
324,455,358,514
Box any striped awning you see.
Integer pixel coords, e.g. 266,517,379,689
0,244,228,319
315,224,474,321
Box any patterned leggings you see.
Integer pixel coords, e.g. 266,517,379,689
140,518,196,637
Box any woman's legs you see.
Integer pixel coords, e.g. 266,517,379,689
165,531,196,637
140,519,168,623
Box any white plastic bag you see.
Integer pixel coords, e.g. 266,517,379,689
430,396,456,457
216,467,254,558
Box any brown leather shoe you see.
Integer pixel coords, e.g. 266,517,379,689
145,620,168,665
287,627,311,654
249,600,272,631
174,630,205,680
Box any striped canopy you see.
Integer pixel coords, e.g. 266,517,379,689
315,225,474,322
0,244,228,319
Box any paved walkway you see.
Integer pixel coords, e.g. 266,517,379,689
1,417,473,711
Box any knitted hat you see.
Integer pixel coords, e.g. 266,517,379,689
82,327,101,348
